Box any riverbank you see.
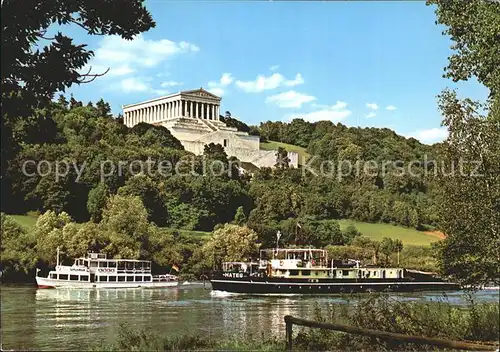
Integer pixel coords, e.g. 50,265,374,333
96,294,499,351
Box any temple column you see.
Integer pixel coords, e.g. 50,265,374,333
215,106,219,120
211,105,215,121
201,103,205,119
177,100,181,117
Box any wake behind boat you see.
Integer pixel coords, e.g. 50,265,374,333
36,250,178,289
210,248,460,294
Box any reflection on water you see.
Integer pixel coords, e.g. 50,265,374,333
1,285,498,351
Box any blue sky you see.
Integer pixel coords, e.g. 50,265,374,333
61,1,488,144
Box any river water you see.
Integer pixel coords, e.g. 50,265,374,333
1,284,498,351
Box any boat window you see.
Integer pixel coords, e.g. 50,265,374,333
81,275,89,281
301,270,311,276
108,261,117,268
342,270,349,276
373,271,377,276
59,274,68,280
135,276,143,282
126,276,134,282
70,275,79,281
289,270,299,276
50,273,57,279
118,276,125,282
90,261,98,268
98,261,107,268
118,262,125,271
144,276,151,281
99,276,107,282
109,276,117,282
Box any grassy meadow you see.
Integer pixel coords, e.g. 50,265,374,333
260,140,310,165
338,219,439,246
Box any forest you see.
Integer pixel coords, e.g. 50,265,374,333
1,93,443,281
1,0,498,289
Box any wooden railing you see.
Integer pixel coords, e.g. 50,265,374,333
284,315,499,351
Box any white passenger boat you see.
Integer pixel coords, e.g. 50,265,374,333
35,250,179,289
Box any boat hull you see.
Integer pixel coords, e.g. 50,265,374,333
36,277,178,289
210,277,460,294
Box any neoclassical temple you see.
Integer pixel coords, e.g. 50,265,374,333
123,89,221,126
122,88,298,169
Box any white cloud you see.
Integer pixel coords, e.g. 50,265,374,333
386,105,397,111
365,112,377,118
270,65,280,71
120,77,150,93
160,81,182,88
152,89,170,96
93,34,199,68
366,103,379,110
407,128,448,144
220,73,234,86
208,87,225,97
235,72,304,93
286,101,352,123
266,90,316,108
206,73,234,96
83,34,199,83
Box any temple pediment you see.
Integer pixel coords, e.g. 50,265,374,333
181,88,221,100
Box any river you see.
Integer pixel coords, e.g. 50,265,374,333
1,284,498,351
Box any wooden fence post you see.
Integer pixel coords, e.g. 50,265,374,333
285,315,293,351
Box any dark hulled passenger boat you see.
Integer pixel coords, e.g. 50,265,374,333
210,248,460,294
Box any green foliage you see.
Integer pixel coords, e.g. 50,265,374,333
343,224,361,243
434,91,499,287
97,323,282,352
0,213,37,279
427,0,500,99
34,210,74,265
118,175,167,226
1,0,155,209
87,182,109,222
427,0,500,287
233,206,247,226
199,224,260,270
295,295,499,351
130,123,184,150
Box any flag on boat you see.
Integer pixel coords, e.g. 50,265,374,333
171,264,179,272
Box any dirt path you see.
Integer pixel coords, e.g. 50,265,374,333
424,231,446,240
